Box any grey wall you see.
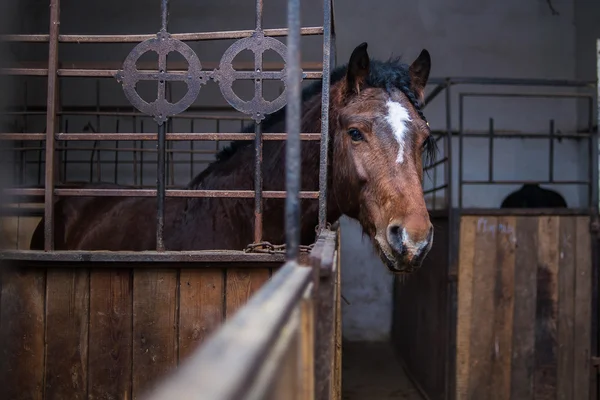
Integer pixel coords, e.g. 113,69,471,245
5,0,600,341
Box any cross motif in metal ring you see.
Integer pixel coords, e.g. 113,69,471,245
213,31,300,123
115,30,207,125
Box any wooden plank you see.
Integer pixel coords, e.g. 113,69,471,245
132,269,178,399
45,269,90,400
557,216,575,400
179,269,224,361
533,216,559,399
465,216,498,399
510,216,538,400
456,216,477,400
489,216,516,400
225,269,270,318
0,268,45,400
88,270,133,400
573,216,591,400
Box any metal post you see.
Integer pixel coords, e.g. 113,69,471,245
318,0,332,230
44,0,61,251
285,0,301,260
253,0,264,243
156,0,170,251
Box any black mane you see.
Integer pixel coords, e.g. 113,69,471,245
190,57,432,188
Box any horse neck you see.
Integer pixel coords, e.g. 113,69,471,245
177,90,342,249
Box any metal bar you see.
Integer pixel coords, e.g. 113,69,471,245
488,118,494,182
458,93,464,209
318,0,332,230
427,77,595,88
445,80,452,210
0,133,323,141
549,119,554,183
155,0,170,252
285,0,301,260
5,188,321,199
0,27,324,43
0,250,288,264
458,92,594,99
424,156,449,171
462,180,589,185
255,0,263,31
0,68,323,79
446,132,590,139
254,123,263,243
44,0,61,251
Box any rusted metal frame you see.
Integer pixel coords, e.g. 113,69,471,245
285,0,302,261
0,249,289,264
0,68,323,80
43,0,60,251
140,262,312,400
5,187,320,199
317,0,333,231
0,132,323,141
0,27,324,43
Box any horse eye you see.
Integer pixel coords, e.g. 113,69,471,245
347,128,364,142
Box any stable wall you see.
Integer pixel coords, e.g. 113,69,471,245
4,0,598,341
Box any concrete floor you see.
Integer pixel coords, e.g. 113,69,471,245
342,341,424,400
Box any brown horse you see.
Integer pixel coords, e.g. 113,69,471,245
31,42,437,273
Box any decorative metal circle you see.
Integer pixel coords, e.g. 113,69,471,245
115,31,206,125
213,31,294,122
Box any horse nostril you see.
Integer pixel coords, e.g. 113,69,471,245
387,224,405,254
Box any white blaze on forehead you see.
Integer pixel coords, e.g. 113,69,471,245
384,100,412,164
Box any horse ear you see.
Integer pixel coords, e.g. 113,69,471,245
346,42,370,94
409,49,431,103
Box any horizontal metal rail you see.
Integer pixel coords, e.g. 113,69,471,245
0,26,324,42
1,67,323,79
0,133,323,141
5,188,320,199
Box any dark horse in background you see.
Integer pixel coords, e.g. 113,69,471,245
500,183,567,208
31,42,438,273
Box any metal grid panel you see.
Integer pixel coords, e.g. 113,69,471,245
0,0,336,261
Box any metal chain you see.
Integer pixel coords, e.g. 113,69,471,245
244,241,314,254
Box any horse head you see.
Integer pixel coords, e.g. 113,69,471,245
329,43,435,274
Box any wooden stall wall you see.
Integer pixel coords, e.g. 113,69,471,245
0,264,274,400
456,215,592,400
392,215,451,400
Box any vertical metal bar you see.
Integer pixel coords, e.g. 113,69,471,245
253,0,265,243
588,96,597,208
161,0,169,31
458,92,464,209
318,0,332,230
156,122,166,251
549,119,554,183
285,0,301,259
156,0,170,251
445,81,452,211
255,0,263,31
114,118,120,184
254,122,263,243
44,0,60,251
133,115,138,185
189,118,194,182
62,119,69,181
140,120,144,185
488,117,494,183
